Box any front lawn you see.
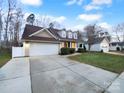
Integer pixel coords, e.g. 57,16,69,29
0,50,11,68
68,52,124,74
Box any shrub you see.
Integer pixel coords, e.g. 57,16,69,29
60,48,75,55
61,48,69,55
116,47,120,51
77,48,85,53
70,48,75,53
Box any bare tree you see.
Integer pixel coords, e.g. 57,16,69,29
0,0,24,48
84,24,97,51
78,31,84,42
113,23,124,50
0,0,3,48
0,13,2,47
113,23,124,42
34,16,61,28
0,14,2,46
7,8,23,46
4,0,16,47
113,25,121,42
119,23,124,42
40,16,51,27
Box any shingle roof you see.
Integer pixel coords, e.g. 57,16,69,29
22,24,43,39
48,28,61,39
110,42,124,46
22,24,78,42
87,37,109,44
48,28,78,41
93,37,105,44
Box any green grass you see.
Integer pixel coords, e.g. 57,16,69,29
68,52,124,74
0,50,11,68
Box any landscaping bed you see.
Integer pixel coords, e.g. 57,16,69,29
68,52,124,73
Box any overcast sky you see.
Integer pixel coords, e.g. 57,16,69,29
16,0,124,31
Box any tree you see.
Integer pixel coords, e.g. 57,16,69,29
113,23,124,42
113,24,121,42
34,16,61,28
13,8,23,46
40,15,51,27
78,31,84,42
0,0,23,48
122,23,124,42
113,23,124,50
0,0,3,48
0,9,3,47
84,24,97,51
4,0,16,47
26,14,35,25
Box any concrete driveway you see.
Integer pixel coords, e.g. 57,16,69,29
30,55,118,93
0,58,31,93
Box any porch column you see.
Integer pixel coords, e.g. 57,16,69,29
70,42,72,48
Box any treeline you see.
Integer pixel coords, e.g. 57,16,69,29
0,0,23,48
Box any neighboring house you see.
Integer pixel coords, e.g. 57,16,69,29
109,42,124,51
97,31,110,38
22,24,78,56
85,37,110,52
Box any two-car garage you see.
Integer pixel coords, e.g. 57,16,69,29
24,42,59,56
29,43,59,56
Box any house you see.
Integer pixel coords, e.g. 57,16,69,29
22,24,78,56
85,37,110,52
109,42,124,51
98,31,110,38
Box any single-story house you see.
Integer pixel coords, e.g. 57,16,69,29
85,37,110,52
109,42,124,51
22,24,78,56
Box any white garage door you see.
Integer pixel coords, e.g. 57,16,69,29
29,43,59,56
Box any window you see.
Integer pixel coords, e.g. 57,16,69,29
73,33,77,39
62,31,66,38
68,32,72,38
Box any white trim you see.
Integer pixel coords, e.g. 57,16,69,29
22,39,60,44
29,28,57,39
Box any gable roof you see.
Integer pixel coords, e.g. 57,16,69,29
92,37,109,44
29,28,57,39
22,24,43,39
93,38,104,44
22,24,58,42
110,42,124,46
22,24,78,42
48,28,61,39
